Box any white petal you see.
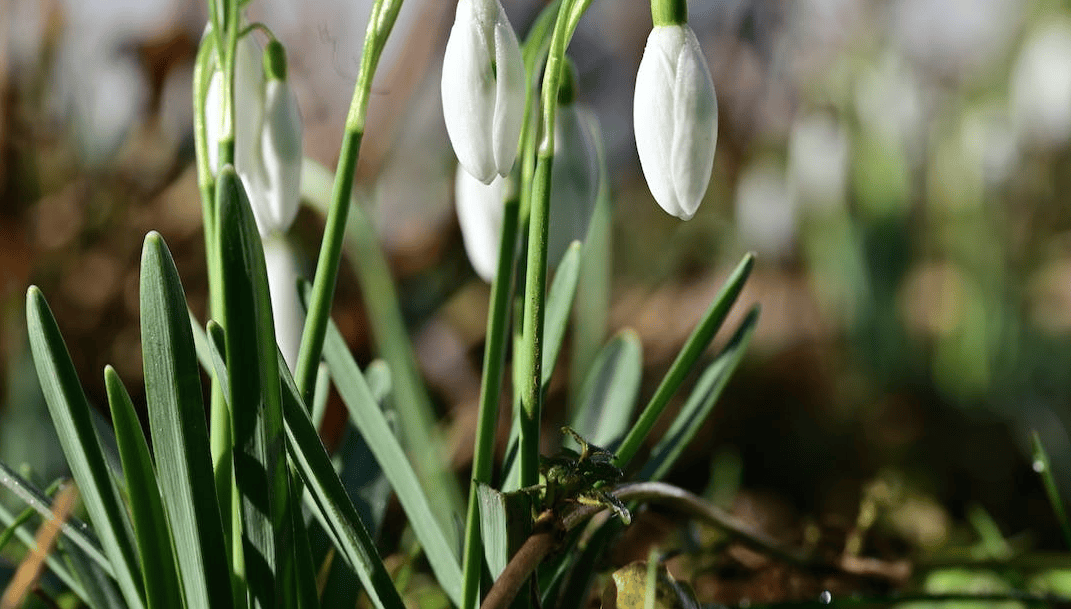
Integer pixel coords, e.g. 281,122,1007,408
262,234,305,373
455,167,506,282
491,15,525,177
256,79,303,235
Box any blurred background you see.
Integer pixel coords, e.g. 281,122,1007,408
3,0,1071,585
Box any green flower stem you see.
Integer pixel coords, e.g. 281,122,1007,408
299,158,463,540
460,193,520,609
293,0,402,404
651,0,687,26
519,0,593,489
614,253,755,470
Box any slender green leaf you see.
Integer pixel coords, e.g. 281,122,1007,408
25,286,146,609
0,461,109,574
569,330,642,450
615,253,755,469
1032,432,1071,550
217,166,291,606
542,241,583,388
322,320,464,605
139,232,233,608
278,350,405,609
105,367,184,609
639,308,759,483
188,308,213,376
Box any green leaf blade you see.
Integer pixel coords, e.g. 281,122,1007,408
570,330,643,450
639,307,759,483
542,241,583,388
25,286,146,609
278,351,405,609
322,322,463,605
105,366,185,609
217,166,291,606
140,232,233,608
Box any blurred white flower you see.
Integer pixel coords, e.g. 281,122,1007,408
454,103,600,282
548,104,599,267
1012,19,1071,148
735,159,797,259
455,169,507,282
441,0,526,184
788,113,849,209
634,24,718,221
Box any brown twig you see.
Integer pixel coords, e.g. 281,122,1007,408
481,510,563,609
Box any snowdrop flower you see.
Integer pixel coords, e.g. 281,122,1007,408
248,40,303,236
441,0,526,184
205,34,303,236
455,100,600,282
634,24,718,220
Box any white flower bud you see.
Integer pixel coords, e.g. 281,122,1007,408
441,0,526,184
633,24,718,220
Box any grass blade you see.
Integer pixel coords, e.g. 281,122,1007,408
614,253,755,469
104,367,184,609
217,167,291,606
639,308,759,483
278,350,405,609
569,330,643,449
322,320,464,605
1032,431,1071,549
140,232,233,608
541,241,583,388
25,286,146,609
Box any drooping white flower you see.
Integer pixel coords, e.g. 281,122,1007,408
441,0,526,184
634,24,718,220
455,105,600,282
205,33,303,236
455,168,507,282
248,42,303,236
